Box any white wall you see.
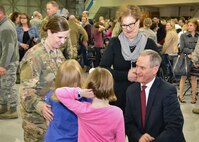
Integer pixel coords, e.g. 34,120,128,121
159,6,199,18
87,0,199,19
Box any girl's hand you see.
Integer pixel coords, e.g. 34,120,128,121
80,89,94,98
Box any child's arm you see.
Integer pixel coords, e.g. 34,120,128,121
79,89,94,99
55,87,93,114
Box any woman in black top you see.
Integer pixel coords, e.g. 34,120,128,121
100,5,159,112
16,13,40,61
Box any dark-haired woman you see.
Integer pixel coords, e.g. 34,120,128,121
9,11,20,26
16,13,40,61
19,16,70,142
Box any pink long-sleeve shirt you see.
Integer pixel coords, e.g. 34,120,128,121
56,87,125,142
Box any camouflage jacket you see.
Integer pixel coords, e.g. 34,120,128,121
39,16,49,39
19,39,65,124
0,17,19,68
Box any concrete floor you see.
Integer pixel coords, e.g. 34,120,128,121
0,83,199,142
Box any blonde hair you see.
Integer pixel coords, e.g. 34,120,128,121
143,18,152,28
166,20,176,31
182,24,188,31
52,59,84,100
84,67,116,102
188,18,199,31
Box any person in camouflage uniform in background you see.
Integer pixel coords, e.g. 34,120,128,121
0,4,19,119
68,15,88,58
40,1,59,39
40,1,75,59
19,16,70,142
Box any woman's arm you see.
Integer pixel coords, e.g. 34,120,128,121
20,53,46,115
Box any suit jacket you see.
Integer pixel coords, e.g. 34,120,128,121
125,77,185,142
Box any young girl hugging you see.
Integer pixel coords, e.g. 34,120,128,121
44,59,89,142
56,67,125,142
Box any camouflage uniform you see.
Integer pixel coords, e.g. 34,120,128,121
30,18,42,32
68,19,88,59
0,17,19,119
39,16,49,39
19,39,65,142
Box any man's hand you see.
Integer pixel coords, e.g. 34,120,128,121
139,133,155,142
0,67,6,76
82,41,88,47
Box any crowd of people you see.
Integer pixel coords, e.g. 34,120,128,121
1,1,199,142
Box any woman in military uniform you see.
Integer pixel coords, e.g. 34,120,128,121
19,16,70,142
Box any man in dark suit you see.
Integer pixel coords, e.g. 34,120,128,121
125,50,185,142
152,17,166,45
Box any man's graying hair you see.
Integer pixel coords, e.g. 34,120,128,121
139,50,162,68
47,1,59,8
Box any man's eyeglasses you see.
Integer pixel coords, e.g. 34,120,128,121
121,19,138,29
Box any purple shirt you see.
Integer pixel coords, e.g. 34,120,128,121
93,28,104,48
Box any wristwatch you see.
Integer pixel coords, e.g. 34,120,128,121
77,89,82,99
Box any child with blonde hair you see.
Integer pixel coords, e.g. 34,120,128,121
56,67,125,142
44,59,89,142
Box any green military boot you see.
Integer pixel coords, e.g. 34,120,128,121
192,108,199,114
0,107,18,119
0,105,7,114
